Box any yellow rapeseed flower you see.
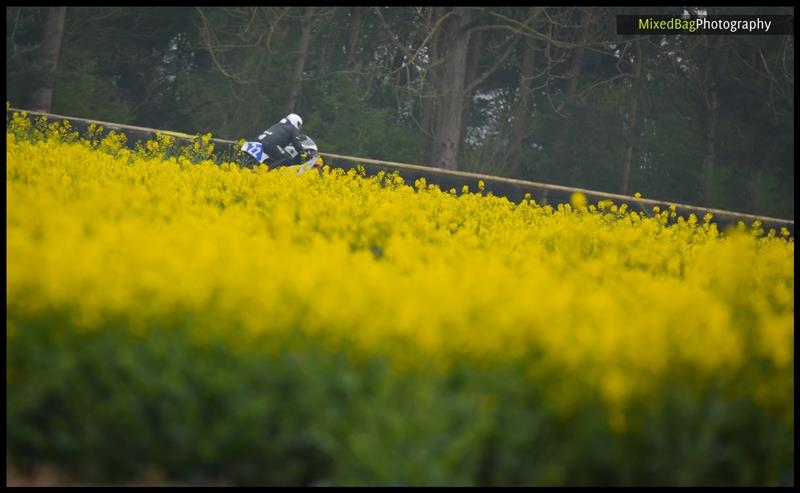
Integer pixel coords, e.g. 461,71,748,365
6,126,794,432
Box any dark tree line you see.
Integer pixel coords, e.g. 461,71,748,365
6,6,794,217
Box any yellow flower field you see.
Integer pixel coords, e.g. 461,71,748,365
7,127,795,410
5,117,794,485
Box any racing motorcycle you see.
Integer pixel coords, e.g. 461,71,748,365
238,134,323,175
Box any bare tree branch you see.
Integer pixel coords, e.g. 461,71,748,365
194,7,255,84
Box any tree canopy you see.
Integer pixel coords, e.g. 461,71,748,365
6,6,794,217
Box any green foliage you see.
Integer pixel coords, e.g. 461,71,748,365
633,76,706,205
7,312,793,486
52,56,135,124
306,75,423,164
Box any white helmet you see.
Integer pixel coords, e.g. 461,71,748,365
286,113,302,130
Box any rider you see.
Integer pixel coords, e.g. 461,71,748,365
257,113,306,167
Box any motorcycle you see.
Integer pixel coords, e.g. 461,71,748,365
238,134,323,175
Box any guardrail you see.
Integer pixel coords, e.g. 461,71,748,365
7,107,794,235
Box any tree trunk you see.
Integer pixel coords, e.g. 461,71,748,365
621,37,644,195
420,85,436,159
702,83,719,206
552,8,593,171
346,7,364,69
563,9,592,105
430,8,472,170
701,36,727,207
739,122,759,211
464,30,483,89
286,6,315,114
418,9,441,159
459,30,484,154
508,34,537,177
30,7,67,112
